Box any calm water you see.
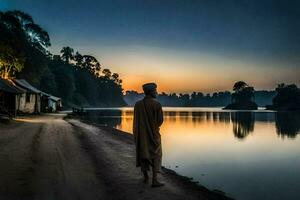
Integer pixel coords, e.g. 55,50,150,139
82,107,300,200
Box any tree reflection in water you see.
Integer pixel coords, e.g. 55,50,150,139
275,112,300,139
231,112,255,139
78,109,300,140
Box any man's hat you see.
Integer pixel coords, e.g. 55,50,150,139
142,82,157,93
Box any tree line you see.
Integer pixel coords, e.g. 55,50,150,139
0,10,126,108
124,89,276,107
226,81,300,111
124,80,300,111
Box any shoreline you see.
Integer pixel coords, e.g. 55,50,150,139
70,115,233,199
0,114,233,200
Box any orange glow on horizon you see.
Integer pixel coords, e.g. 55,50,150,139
107,47,299,94
62,45,300,93
121,76,235,94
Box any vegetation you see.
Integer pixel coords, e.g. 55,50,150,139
275,112,300,138
1,10,298,110
0,44,25,79
124,89,275,107
231,112,255,139
224,81,258,110
0,10,125,108
266,83,300,111
49,47,125,107
124,90,232,107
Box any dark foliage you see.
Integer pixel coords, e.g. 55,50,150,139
0,10,126,108
49,55,126,108
231,112,255,139
275,112,300,138
224,81,258,110
270,84,300,111
124,90,232,107
124,90,276,107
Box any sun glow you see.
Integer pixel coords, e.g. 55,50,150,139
89,46,300,93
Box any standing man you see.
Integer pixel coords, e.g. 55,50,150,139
133,83,164,187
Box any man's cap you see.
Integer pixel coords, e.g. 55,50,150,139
142,82,157,93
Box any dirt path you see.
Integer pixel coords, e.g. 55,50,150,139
0,114,232,200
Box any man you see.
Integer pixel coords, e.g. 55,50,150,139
133,83,164,187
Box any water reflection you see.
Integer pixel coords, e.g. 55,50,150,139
219,112,231,123
82,109,300,139
231,112,255,139
79,108,300,200
275,112,300,139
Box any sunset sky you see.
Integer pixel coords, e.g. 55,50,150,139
2,0,300,93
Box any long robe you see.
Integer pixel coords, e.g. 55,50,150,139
133,96,164,171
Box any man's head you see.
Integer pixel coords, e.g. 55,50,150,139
142,82,158,98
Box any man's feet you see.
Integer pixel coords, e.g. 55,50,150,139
142,171,149,184
151,180,165,187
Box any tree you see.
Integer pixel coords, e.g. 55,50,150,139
25,23,50,52
112,73,122,84
82,55,101,76
272,83,300,110
2,10,50,53
233,81,248,92
6,10,33,26
224,81,257,110
0,11,23,33
1,9,126,108
52,54,62,61
232,81,254,103
0,10,54,89
0,44,25,79
74,51,83,66
60,46,74,64
102,68,111,79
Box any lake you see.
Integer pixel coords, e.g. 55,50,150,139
81,107,300,200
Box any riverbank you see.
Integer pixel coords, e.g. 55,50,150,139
0,114,232,200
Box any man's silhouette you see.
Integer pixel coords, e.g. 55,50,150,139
133,83,164,187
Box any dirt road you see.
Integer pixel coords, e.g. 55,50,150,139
0,114,231,200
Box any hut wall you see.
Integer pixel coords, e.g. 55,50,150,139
18,93,41,113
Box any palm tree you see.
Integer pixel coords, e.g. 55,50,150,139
60,46,74,64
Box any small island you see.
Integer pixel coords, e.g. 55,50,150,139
224,81,258,110
266,83,300,111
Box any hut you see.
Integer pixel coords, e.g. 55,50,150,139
14,79,63,113
0,78,25,116
13,79,41,114
41,93,62,112
0,78,62,116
